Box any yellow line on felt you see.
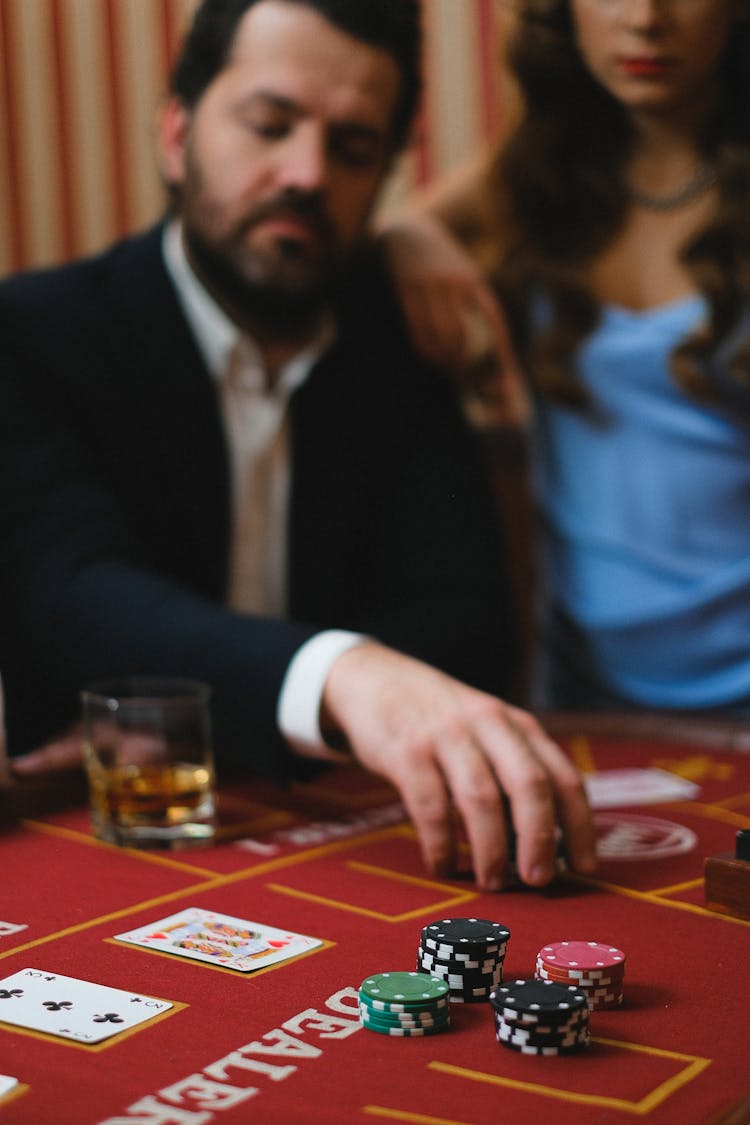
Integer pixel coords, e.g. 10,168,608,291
23,819,415,882
714,790,750,810
593,1038,713,1114
268,859,475,923
21,819,218,877
568,736,597,773
0,1084,31,1109
0,882,228,960
0,1000,187,1052
430,1039,712,1116
267,881,472,924
347,860,478,897
265,882,393,921
565,873,750,927
660,802,750,828
648,877,703,896
232,824,420,876
0,825,432,958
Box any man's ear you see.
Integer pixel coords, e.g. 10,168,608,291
156,96,191,188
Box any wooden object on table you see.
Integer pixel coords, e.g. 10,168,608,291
705,830,750,922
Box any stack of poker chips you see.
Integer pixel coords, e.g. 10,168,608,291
417,917,510,1003
358,971,451,1037
490,978,590,1055
535,940,626,1010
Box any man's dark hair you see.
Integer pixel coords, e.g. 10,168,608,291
171,0,422,153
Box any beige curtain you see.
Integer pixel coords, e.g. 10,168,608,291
0,0,502,277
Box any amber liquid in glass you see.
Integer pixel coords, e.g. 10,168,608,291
87,759,216,845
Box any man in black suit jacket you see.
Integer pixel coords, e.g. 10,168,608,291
0,0,595,889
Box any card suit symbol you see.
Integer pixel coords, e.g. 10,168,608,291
93,1012,124,1024
0,989,23,999
43,1000,73,1011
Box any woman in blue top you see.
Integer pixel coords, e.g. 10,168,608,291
380,0,750,713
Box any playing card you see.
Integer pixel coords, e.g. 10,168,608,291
0,968,172,1044
114,907,322,971
0,1075,18,1098
584,767,700,809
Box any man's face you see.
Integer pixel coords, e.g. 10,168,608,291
160,0,402,326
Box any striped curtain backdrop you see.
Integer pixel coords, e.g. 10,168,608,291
0,0,503,277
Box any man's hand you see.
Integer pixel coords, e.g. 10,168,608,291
9,727,84,776
321,642,597,891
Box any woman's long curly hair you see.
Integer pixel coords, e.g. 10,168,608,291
484,0,750,405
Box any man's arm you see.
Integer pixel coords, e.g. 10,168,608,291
12,641,597,892
0,331,314,774
1,356,596,890
0,248,595,889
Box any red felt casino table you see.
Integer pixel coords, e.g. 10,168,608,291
1,713,749,1125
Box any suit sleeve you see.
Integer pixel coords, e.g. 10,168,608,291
0,324,315,778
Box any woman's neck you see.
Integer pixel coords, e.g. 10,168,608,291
625,84,718,191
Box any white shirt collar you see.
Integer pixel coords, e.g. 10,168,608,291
161,219,334,395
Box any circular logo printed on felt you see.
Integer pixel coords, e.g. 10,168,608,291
594,813,697,860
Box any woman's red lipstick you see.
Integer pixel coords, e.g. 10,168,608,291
619,57,672,77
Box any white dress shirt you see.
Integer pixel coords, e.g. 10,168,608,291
162,221,363,755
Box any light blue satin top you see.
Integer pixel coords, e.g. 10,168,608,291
532,295,750,711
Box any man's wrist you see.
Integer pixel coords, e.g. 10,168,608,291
277,630,367,758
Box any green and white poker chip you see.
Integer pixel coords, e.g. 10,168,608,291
359,971,449,1009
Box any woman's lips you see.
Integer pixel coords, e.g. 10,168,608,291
618,56,673,78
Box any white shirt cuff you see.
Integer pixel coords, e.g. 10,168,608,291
277,630,366,756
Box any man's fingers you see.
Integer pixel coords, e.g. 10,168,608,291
520,724,598,876
490,707,597,882
392,745,456,878
10,730,83,775
556,783,598,876
436,735,510,890
479,718,559,887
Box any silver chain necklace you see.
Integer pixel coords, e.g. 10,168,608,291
627,164,718,211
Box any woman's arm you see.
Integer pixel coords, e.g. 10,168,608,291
376,151,522,421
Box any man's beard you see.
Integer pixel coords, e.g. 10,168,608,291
182,191,344,338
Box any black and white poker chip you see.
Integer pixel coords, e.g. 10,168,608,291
417,918,510,1003
491,979,590,1056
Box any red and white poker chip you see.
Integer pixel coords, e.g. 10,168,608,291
537,941,625,971
535,941,626,1010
